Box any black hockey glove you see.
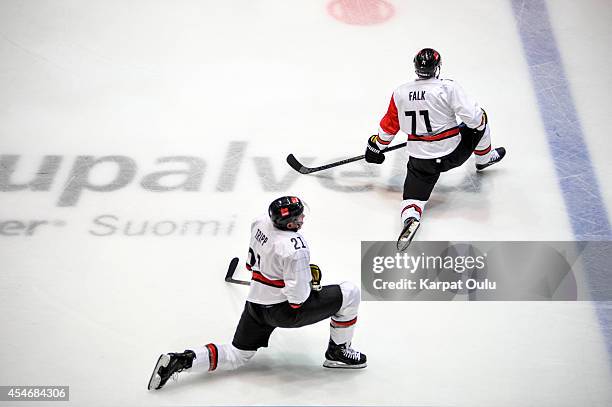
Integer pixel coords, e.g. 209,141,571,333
309,264,322,291
365,135,385,164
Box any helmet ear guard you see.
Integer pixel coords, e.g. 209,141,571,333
414,48,441,78
268,196,305,230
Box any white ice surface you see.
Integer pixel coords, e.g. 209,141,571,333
0,1,610,406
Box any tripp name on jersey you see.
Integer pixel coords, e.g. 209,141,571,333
254,228,269,246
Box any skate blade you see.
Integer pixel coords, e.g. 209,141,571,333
476,161,496,171
476,160,499,171
396,220,420,251
323,359,367,369
147,354,170,390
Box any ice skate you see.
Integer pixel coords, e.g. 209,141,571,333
323,340,367,369
147,350,195,390
396,217,420,251
476,147,506,171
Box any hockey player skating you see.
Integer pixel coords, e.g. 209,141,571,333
365,48,506,250
148,196,366,391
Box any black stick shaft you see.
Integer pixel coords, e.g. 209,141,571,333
287,142,406,174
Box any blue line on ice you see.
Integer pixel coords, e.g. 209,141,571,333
511,0,612,365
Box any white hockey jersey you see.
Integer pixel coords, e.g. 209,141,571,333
377,77,485,159
245,215,312,307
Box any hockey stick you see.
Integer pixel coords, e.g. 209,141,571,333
224,257,251,286
286,142,407,174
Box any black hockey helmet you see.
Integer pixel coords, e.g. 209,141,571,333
414,48,441,78
268,196,305,230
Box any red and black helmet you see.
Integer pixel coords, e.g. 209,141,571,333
268,196,305,230
414,48,441,78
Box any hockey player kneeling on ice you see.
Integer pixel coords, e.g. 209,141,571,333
365,48,506,250
148,196,366,391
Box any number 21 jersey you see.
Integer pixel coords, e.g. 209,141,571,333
245,215,312,307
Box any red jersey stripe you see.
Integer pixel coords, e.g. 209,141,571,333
376,135,391,145
251,270,285,288
408,126,460,142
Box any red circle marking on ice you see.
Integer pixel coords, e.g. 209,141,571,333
327,0,395,26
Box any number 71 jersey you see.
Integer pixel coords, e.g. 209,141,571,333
245,215,312,306
377,77,485,159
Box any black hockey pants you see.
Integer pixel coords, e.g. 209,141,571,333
232,285,343,351
403,124,485,201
